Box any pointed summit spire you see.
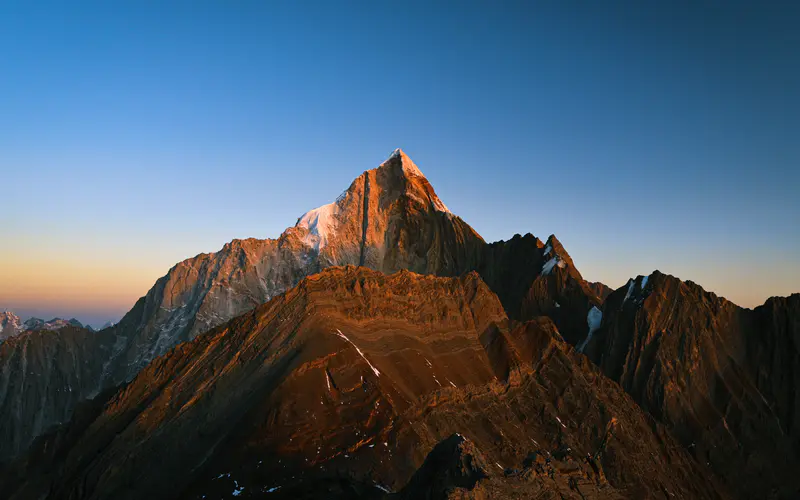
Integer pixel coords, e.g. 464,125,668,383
375,148,450,213
380,148,425,178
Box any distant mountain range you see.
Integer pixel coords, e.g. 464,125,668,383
0,150,797,499
0,312,107,342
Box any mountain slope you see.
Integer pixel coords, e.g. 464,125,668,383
0,326,113,460
0,267,725,500
583,271,800,499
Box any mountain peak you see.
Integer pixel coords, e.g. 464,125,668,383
295,149,452,252
379,147,426,179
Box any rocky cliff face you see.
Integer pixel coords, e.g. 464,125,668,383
0,268,725,500
750,294,800,457
587,281,614,302
0,326,113,460
583,271,800,498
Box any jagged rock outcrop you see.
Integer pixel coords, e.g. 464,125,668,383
508,234,602,345
0,268,726,500
583,271,800,499
587,281,614,302
398,434,491,499
0,312,24,342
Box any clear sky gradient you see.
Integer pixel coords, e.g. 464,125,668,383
2,1,799,327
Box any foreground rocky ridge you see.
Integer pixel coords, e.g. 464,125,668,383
0,150,600,461
0,267,726,500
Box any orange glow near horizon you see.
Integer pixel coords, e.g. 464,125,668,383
2,236,798,327
0,247,167,319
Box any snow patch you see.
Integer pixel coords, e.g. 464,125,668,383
623,275,650,305
543,244,552,256
296,201,339,251
623,279,635,303
577,306,603,353
333,329,380,377
541,256,566,275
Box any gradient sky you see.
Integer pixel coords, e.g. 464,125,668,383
2,1,799,327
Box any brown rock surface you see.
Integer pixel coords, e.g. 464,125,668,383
583,271,800,499
587,281,614,302
0,268,726,500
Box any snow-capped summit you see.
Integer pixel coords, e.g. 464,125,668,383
0,311,24,342
296,201,339,251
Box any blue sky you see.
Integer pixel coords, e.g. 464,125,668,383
1,1,799,326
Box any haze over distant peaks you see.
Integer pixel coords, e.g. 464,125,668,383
0,311,99,342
